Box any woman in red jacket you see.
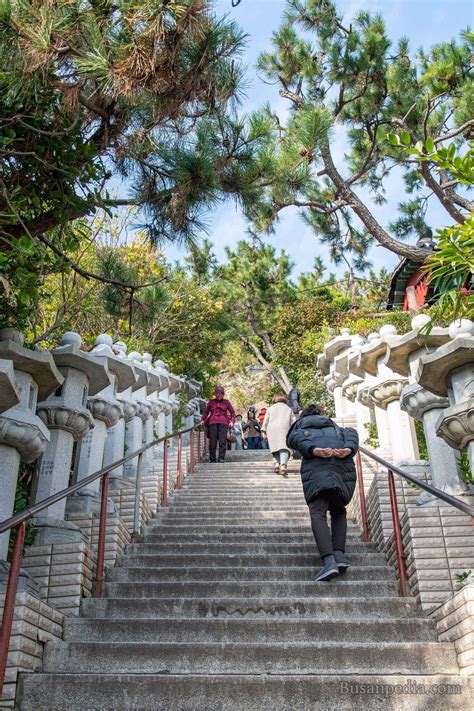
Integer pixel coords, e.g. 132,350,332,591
201,386,236,463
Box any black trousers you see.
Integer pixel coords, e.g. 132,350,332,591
209,423,228,462
308,488,347,559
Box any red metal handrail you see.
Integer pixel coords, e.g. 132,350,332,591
356,445,474,598
355,450,369,543
162,439,169,507
0,423,202,698
189,429,195,475
176,433,183,489
388,468,409,597
0,523,25,696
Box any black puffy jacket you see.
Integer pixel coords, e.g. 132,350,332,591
287,415,359,505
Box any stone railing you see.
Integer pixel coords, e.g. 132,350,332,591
320,316,474,673
0,328,203,707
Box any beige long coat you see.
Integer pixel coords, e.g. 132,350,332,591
263,402,296,453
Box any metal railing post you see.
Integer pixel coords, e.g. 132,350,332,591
0,522,25,697
176,433,183,489
189,429,195,475
132,452,144,542
197,430,202,465
162,439,169,507
355,450,369,542
387,468,409,597
94,472,109,597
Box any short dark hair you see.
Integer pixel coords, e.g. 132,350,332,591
272,392,287,404
300,403,325,417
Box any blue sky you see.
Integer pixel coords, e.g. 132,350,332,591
164,0,473,277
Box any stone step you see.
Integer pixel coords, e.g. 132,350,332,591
107,565,394,583
126,541,376,553
81,594,421,620
103,579,398,598
42,640,458,675
138,534,367,546
117,552,386,567
63,616,437,643
18,673,473,711
145,525,355,534
161,512,310,521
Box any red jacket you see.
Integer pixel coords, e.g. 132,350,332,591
202,398,235,426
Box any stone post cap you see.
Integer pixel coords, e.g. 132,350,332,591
186,378,202,397
113,341,128,358
448,319,474,340
169,374,186,396
91,337,137,392
323,332,352,363
368,377,408,410
342,374,364,402
351,334,365,348
127,353,149,391
436,400,474,450
0,359,20,412
356,326,402,377
399,382,450,421
0,333,64,400
145,368,161,395
51,341,111,396
416,336,474,397
333,351,350,382
384,326,450,376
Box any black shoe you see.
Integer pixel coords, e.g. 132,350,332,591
313,555,339,582
218,458,225,463
334,550,350,574
210,460,217,463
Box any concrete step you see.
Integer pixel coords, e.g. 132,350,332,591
103,579,398,598
81,595,422,620
18,673,473,711
63,616,437,643
116,552,386,567
137,535,368,547
42,640,458,675
126,541,377,554
107,565,394,583
160,513,310,522
144,525,358,534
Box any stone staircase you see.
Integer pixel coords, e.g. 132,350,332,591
18,452,473,709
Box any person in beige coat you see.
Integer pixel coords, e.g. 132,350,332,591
262,393,297,477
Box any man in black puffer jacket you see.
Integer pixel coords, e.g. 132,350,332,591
287,404,359,582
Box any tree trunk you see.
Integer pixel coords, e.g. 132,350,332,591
320,143,432,263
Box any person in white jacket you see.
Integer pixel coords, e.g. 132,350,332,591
262,393,296,477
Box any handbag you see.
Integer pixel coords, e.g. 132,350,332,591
227,431,237,443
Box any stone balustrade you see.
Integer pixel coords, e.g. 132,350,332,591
321,318,474,612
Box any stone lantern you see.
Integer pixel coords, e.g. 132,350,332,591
33,332,111,541
417,319,474,476
65,335,126,515
0,359,20,413
318,329,354,422
385,315,463,500
88,335,137,491
344,335,375,445
0,329,63,560
122,351,150,481
357,325,420,463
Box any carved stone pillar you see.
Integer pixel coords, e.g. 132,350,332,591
417,320,474,475
0,329,62,560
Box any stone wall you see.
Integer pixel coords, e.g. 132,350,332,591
0,591,63,708
431,581,474,675
21,541,96,616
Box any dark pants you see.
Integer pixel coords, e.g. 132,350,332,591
308,489,347,559
247,436,260,450
209,423,228,462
